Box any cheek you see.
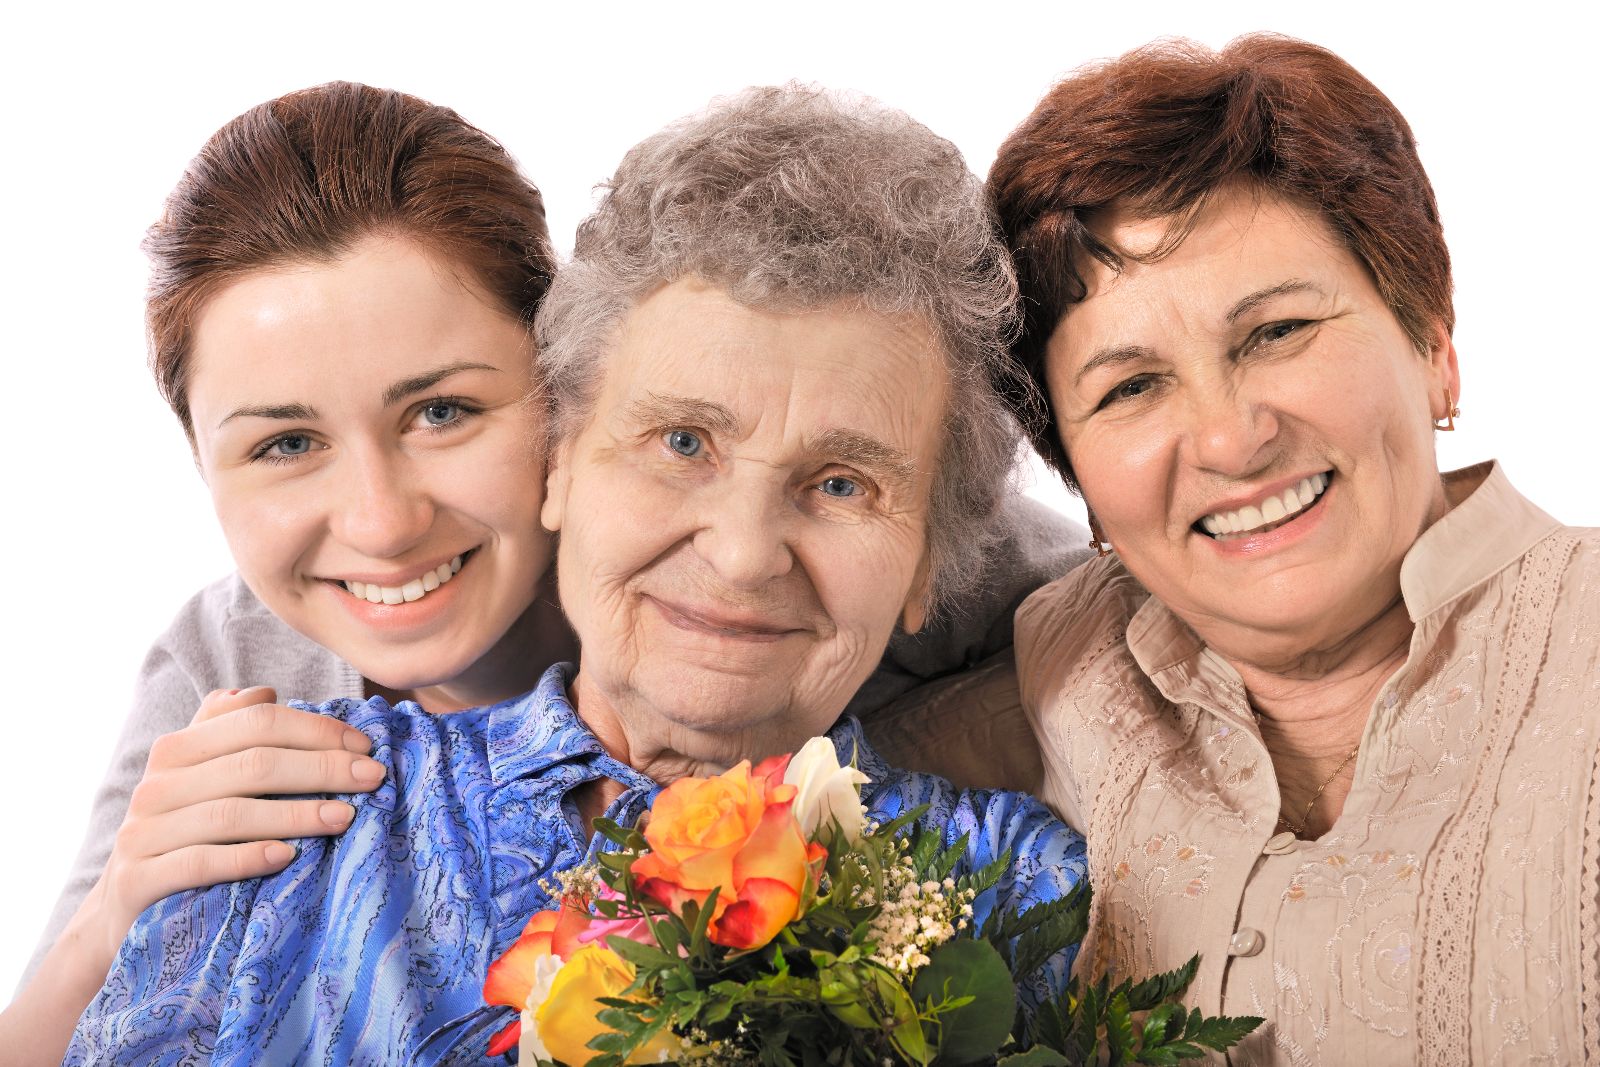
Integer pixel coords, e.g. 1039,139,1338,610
209,480,313,589
808,524,923,634
1070,422,1172,538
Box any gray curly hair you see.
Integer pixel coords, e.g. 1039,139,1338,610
536,84,1023,613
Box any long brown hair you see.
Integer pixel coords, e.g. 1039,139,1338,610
146,81,555,436
989,35,1453,486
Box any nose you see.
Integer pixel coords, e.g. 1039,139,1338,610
1181,380,1280,477
689,473,795,590
327,444,435,560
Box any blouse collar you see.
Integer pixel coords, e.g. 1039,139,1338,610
485,661,881,787
1123,462,1558,711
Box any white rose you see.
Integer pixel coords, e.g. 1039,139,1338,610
783,735,871,844
519,953,565,1062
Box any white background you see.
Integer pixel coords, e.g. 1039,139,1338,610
3,0,1594,996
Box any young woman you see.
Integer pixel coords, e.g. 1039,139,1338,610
4,80,574,1063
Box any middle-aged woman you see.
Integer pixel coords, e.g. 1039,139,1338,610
65,85,1087,1064
989,35,1600,1065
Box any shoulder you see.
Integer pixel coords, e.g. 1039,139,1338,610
1014,554,1149,710
156,572,359,702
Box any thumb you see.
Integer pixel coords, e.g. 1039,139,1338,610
192,685,279,725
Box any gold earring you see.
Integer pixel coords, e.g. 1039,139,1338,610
1433,390,1460,431
1088,515,1113,558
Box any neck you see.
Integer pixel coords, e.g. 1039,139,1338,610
1231,595,1413,745
375,579,578,714
566,670,784,785
1220,598,1413,838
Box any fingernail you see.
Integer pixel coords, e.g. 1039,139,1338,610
321,801,355,827
264,842,294,864
226,689,241,696
342,730,373,754
352,758,385,784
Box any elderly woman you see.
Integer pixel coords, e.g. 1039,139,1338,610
65,86,1086,1064
989,35,1600,1065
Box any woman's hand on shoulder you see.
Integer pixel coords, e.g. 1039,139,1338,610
89,686,384,957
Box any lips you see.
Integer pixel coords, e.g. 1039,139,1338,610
646,595,801,641
331,550,474,605
1196,472,1332,540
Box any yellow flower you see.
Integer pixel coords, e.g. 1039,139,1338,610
533,945,678,1065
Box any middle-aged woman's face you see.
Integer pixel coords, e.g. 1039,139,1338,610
1046,185,1459,663
186,236,553,693
542,277,946,762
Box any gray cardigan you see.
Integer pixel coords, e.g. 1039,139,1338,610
24,494,1086,984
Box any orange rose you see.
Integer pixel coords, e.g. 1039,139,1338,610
631,756,826,950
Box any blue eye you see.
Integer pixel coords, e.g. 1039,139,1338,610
819,476,861,498
273,434,312,456
421,401,461,427
666,430,702,457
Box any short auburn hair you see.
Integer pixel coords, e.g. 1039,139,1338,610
988,34,1454,486
146,81,555,437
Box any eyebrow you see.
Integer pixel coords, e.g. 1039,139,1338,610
1073,344,1153,389
217,402,318,428
807,428,918,496
625,393,917,494
1072,279,1325,388
1225,279,1319,324
217,360,499,429
625,393,743,438
381,360,500,407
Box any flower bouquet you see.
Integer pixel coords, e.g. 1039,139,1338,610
483,738,1260,1065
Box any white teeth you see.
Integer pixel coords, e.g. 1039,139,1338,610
1201,473,1330,539
342,553,468,604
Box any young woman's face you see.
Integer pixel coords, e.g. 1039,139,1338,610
186,237,552,691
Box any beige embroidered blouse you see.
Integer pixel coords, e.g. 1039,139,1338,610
1016,463,1600,1065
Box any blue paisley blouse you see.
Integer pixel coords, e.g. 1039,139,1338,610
67,664,1086,1065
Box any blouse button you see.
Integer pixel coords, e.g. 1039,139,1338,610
1228,928,1265,957
1263,831,1298,854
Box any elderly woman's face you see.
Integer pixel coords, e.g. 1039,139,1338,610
543,278,945,759
1047,187,1458,661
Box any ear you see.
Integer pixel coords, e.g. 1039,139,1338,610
1422,322,1461,417
541,437,573,535
898,552,933,634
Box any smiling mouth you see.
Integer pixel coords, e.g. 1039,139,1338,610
648,596,800,641
337,550,475,605
1195,472,1332,541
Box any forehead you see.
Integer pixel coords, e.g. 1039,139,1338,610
188,238,528,403
596,279,949,452
1067,189,1358,327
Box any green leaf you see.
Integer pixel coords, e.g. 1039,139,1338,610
996,1049,1071,1067
1125,955,1199,1011
1189,1015,1265,1052
911,939,1017,1066
603,935,678,972
1105,992,1134,1065
1138,1002,1183,1050
1005,888,1091,981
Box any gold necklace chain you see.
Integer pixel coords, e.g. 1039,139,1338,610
1277,745,1360,837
